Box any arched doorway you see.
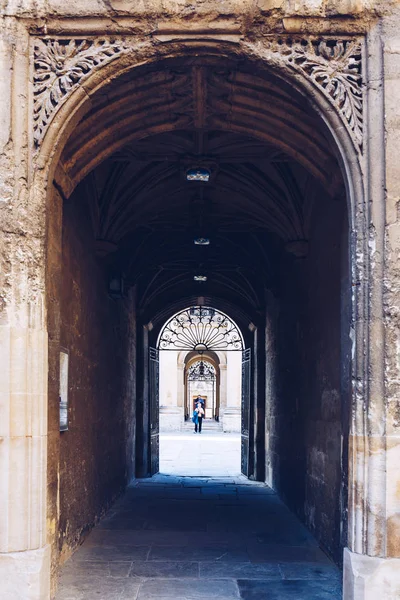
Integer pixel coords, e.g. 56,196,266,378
155,306,246,476
33,34,373,599
186,356,218,421
48,51,353,571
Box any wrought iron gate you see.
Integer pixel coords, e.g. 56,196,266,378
149,347,160,475
241,348,251,477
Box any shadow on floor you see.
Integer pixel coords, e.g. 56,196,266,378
56,474,342,600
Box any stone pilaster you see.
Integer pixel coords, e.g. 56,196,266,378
0,18,50,599
176,361,185,409
344,550,400,599
344,17,400,599
382,7,400,563
223,354,241,432
159,351,181,431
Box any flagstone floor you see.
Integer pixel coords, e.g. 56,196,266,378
56,473,342,600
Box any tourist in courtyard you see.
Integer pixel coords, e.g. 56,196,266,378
193,400,205,433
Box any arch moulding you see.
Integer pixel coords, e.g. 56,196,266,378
33,34,363,165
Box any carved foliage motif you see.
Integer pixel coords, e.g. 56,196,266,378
264,38,363,148
33,39,127,145
32,36,363,151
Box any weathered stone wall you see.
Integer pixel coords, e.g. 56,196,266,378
56,184,136,564
382,11,400,560
0,0,393,19
266,191,347,564
301,193,348,563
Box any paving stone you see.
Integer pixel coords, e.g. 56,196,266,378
149,545,250,562
255,526,316,546
136,579,240,599
199,561,281,579
129,561,198,578
237,579,342,599
62,561,132,578
247,543,332,564
56,574,141,600
87,530,247,547
70,545,149,562
279,562,343,581
182,479,209,487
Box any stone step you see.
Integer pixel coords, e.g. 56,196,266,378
181,420,223,432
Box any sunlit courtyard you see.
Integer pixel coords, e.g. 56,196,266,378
160,431,241,477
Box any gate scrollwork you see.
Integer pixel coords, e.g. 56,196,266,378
157,307,244,352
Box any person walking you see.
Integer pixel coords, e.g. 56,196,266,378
193,400,205,433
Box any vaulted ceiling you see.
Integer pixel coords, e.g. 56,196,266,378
65,57,344,322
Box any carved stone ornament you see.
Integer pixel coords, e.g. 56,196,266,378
33,38,128,145
33,36,363,151
262,38,363,149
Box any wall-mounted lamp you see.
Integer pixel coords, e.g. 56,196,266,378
108,274,125,299
194,275,207,282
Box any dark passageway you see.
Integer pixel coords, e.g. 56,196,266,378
49,52,351,598
56,476,341,600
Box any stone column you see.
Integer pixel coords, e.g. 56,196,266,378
0,19,50,600
159,351,181,431
265,292,279,488
343,20,400,599
218,363,227,422
223,353,241,432
176,359,185,409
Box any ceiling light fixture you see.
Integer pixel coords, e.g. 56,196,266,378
194,237,210,246
194,275,207,282
186,167,211,182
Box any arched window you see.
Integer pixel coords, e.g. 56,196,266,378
157,306,244,351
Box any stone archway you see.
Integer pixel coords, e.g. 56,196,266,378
184,352,222,422
158,350,223,430
186,356,217,417
42,42,364,596
2,9,397,599
152,306,246,473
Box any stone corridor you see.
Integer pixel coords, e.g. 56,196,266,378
56,475,341,600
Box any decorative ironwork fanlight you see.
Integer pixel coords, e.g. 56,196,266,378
157,306,244,351
188,360,216,381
